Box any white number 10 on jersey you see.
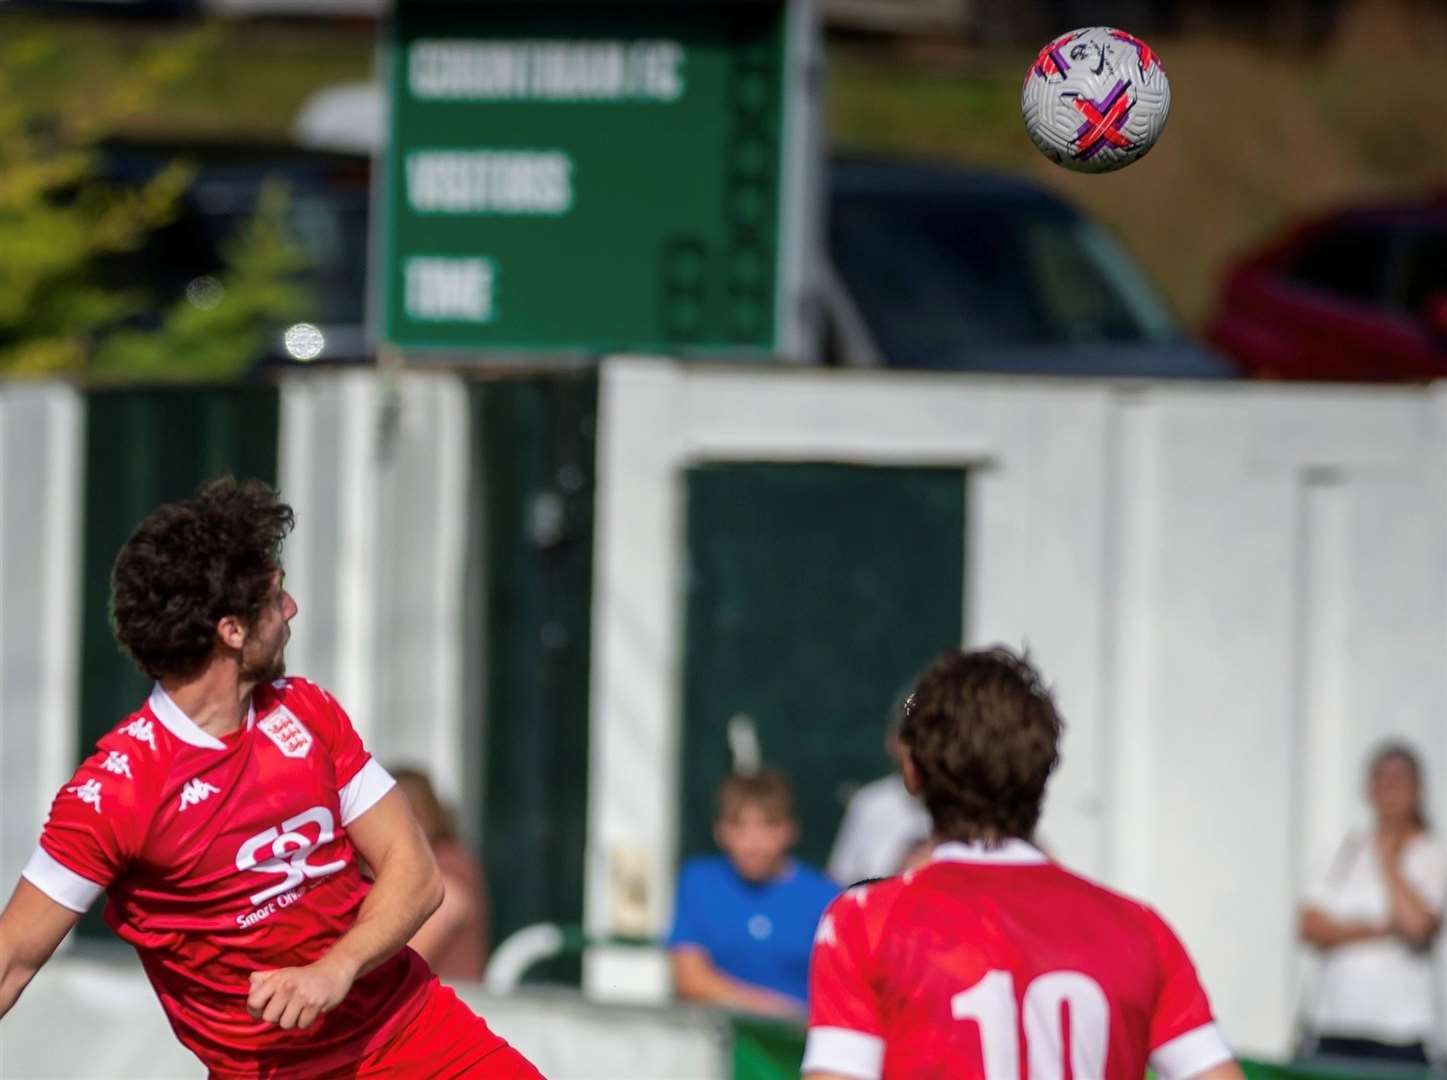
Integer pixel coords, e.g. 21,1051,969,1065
952,969,1109,1079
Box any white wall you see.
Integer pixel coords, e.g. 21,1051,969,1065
587,358,1447,1057
0,384,83,894
279,371,475,823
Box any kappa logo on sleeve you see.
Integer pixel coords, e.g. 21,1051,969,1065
258,707,313,759
67,778,104,813
122,717,158,752
101,751,133,779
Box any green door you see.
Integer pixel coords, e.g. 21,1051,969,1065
470,374,596,982
679,463,965,872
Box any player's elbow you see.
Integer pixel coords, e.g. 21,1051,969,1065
422,868,446,921
0,946,40,1018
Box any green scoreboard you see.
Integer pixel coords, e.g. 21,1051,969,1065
383,0,817,360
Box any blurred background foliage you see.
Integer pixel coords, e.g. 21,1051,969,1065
0,0,1443,368
0,21,311,380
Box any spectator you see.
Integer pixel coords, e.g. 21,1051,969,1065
827,709,931,884
1298,741,1445,1066
391,767,490,982
668,769,838,1017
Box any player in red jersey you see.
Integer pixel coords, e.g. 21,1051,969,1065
0,478,541,1079
804,647,1246,1080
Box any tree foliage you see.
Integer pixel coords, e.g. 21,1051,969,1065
0,24,311,381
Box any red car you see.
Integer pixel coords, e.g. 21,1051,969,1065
1206,195,1447,380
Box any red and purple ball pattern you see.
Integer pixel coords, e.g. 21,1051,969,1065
1021,26,1171,174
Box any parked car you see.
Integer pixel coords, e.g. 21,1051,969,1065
1206,194,1447,380
822,156,1233,377
98,138,373,369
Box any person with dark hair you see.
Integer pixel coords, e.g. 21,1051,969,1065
804,646,1245,1080
391,766,490,982
668,769,839,1016
0,478,540,1078
1298,741,1444,1065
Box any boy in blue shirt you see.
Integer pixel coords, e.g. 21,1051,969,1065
667,770,839,1016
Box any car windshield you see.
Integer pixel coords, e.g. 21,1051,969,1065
830,189,1179,366
187,172,369,328
96,147,371,359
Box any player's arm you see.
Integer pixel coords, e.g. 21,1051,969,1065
247,787,443,1030
670,945,804,1017
406,862,477,970
0,878,84,1019
1297,904,1389,948
803,890,886,1080
1145,907,1244,1080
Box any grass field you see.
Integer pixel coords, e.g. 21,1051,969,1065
9,0,1447,330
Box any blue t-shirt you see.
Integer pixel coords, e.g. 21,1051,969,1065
666,854,839,1006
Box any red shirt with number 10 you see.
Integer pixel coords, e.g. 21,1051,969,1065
804,840,1235,1080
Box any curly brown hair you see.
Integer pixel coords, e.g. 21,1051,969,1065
899,647,1062,844
110,476,295,680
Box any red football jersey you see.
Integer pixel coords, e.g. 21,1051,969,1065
22,677,432,1079
805,840,1234,1080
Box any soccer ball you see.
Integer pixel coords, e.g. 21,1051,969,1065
1021,26,1171,173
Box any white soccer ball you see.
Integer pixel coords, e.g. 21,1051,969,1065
1021,26,1171,174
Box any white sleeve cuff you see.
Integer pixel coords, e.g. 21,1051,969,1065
802,1026,885,1080
1150,1021,1234,1080
339,759,396,826
21,846,105,913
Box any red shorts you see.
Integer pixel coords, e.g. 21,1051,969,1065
341,978,544,1078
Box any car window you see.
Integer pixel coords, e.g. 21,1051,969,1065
190,173,369,327
95,152,370,356
1281,224,1395,304
1027,218,1177,344
1398,227,1447,312
829,190,1176,366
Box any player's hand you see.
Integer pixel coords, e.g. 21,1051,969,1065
246,957,355,1030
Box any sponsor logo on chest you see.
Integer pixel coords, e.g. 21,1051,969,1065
257,706,313,759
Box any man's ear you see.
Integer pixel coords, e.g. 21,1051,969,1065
901,749,923,796
216,614,247,652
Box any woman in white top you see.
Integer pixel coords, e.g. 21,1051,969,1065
1299,742,1445,1065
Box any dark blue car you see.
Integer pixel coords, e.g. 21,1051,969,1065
824,157,1233,377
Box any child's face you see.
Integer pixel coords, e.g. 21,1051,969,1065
715,804,798,883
